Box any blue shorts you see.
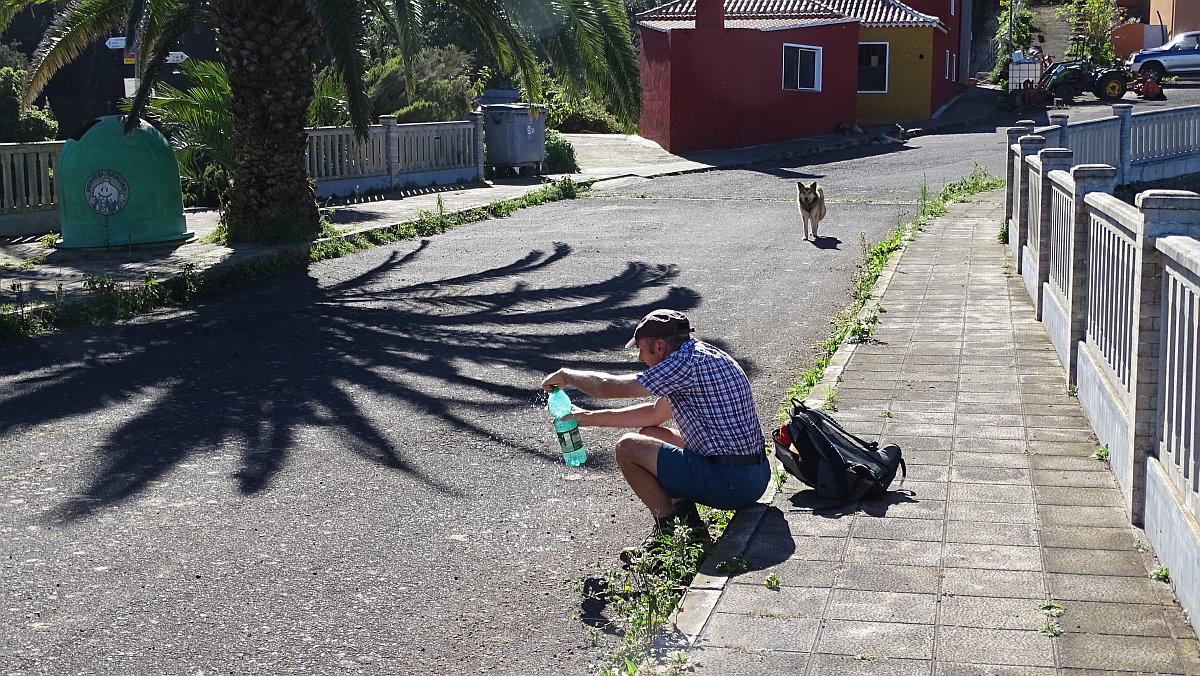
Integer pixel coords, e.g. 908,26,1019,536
656,443,771,510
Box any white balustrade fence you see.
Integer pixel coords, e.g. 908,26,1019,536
1004,120,1200,620
1158,236,1200,520
0,141,63,213
306,115,484,199
1,116,487,235
0,141,64,236
1084,198,1138,394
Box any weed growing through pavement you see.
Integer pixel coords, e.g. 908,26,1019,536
821,385,839,412
779,164,1003,415
1067,384,1079,397
879,410,894,418
1038,601,1066,618
1151,566,1170,582
591,505,733,674
1040,620,1064,637
853,652,878,661
594,522,709,676
1091,445,1110,462
716,556,749,575
1134,539,1149,553
764,574,781,590
37,232,58,248
773,468,788,491
998,222,1009,244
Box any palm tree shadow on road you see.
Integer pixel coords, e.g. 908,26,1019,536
0,240,714,523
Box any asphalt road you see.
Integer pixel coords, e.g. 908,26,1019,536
0,123,1079,675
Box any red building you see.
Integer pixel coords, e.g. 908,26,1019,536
638,0,969,152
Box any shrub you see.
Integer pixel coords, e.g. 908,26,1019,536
367,46,474,121
0,66,58,142
544,129,579,173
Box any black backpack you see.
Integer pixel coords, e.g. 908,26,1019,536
772,400,906,502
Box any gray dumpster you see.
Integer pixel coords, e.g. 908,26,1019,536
482,103,546,174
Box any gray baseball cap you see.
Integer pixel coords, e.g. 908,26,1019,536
625,309,693,348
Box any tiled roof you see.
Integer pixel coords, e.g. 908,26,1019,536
639,0,839,20
640,17,855,31
637,0,943,29
818,0,942,28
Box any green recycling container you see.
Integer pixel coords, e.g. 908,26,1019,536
58,115,191,248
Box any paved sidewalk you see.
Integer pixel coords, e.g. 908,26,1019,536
671,190,1200,674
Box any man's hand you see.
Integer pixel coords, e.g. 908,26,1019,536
541,369,571,392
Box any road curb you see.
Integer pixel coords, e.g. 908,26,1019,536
659,201,918,657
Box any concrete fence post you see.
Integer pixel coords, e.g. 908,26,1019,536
470,111,485,182
1126,189,1200,523
1064,164,1118,386
1013,134,1047,271
380,115,399,188
1049,112,1070,148
1005,125,1034,229
1114,104,1134,185
1028,147,1074,319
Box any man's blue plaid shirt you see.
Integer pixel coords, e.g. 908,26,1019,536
637,339,764,457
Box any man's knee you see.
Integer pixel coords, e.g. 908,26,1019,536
615,433,658,469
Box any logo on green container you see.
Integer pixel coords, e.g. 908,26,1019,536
84,170,129,215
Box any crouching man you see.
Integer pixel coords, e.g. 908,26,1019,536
541,309,769,557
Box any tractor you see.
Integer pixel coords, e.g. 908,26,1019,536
1021,60,1129,107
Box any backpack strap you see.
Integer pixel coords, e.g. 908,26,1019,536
799,399,880,450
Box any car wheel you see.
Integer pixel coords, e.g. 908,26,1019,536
1095,73,1128,101
1142,62,1166,82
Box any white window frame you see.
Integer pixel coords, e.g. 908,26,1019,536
782,43,822,92
857,42,889,93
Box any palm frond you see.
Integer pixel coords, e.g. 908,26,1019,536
124,0,202,131
520,0,640,124
441,0,540,100
24,0,129,106
308,0,372,138
0,0,54,33
361,0,418,94
144,58,234,172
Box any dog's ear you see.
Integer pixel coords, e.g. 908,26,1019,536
809,182,818,190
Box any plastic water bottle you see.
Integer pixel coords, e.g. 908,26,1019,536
547,386,588,466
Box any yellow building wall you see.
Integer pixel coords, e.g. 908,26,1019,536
856,27,934,123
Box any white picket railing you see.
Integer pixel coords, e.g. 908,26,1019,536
1131,106,1200,164
1084,200,1138,395
1006,121,1200,620
0,141,64,215
304,116,484,198
1158,236,1200,520
1064,116,1122,168
1046,171,1074,298
306,125,389,181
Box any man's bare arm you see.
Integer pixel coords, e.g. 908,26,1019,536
572,398,671,429
541,368,651,399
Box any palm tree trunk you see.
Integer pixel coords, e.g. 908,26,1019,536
215,0,321,243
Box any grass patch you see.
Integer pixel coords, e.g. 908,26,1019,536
779,163,1003,414
592,514,731,676
0,179,586,342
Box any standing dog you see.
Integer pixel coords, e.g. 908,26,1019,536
795,181,826,240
